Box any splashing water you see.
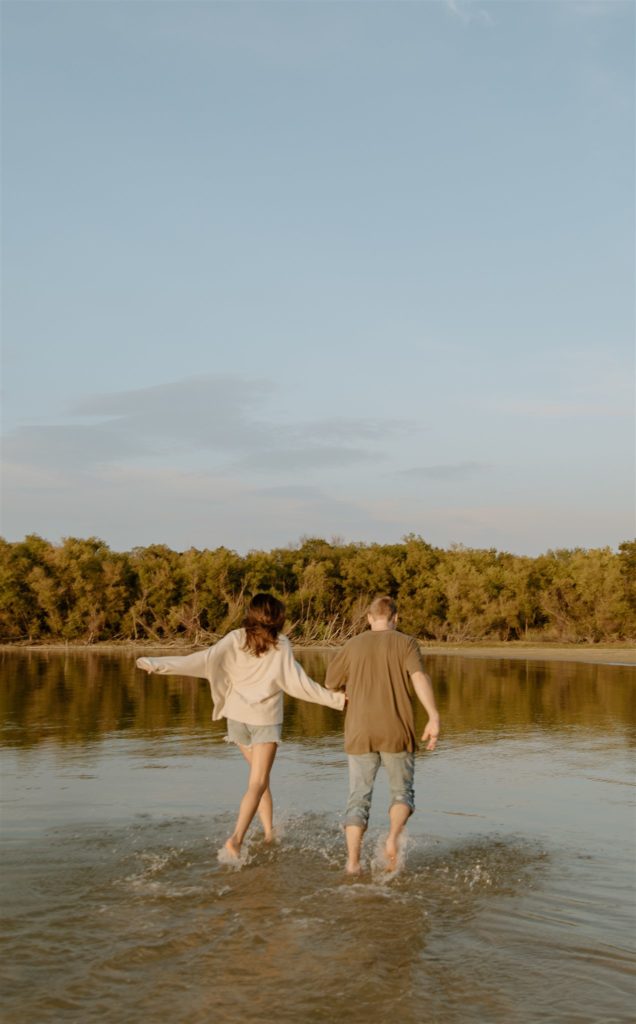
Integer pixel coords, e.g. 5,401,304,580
372,828,410,877
2,650,634,1024
2,811,632,1024
216,839,254,870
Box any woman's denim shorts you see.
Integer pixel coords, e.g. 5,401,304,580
225,719,282,747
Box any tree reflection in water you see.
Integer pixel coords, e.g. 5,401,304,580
0,651,633,748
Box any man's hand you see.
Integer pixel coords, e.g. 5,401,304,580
136,657,153,674
411,671,440,750
421,716,440,751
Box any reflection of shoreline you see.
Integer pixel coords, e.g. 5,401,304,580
1,642,635,666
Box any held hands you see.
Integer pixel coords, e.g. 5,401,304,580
421,716,440,751
136,657,153,674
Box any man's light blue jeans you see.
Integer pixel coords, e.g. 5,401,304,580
344,751,415,828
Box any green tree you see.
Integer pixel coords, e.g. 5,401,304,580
0,535,55,640
432,546,496,641
618,540,636,636
537,547,629,642
127,545,184,640
168,546,245,640
50,537,132,640
1,533,633,645
393,536,444,639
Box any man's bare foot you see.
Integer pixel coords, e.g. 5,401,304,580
384,836,398,872
345,861,361,876
263,831,274,844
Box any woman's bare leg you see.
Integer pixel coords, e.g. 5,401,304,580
224,742,277,858
237,743,274,841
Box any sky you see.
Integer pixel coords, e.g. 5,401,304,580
1,0,634,557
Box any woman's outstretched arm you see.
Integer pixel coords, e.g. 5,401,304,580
277,641,346,710
136,649,211,679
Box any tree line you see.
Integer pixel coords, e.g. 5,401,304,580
1,534,634,645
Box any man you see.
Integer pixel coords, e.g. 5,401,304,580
325,595,440,874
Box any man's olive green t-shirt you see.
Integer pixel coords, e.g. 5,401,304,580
325,629,426,754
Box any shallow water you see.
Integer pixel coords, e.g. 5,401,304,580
1,651,634,1023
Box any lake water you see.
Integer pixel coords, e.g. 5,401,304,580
1,650,634,1024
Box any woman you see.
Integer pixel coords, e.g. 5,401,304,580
136,594,345,861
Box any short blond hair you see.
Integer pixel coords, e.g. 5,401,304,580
368,595,397,620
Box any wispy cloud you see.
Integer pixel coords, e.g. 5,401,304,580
444,0,494,27
563,1,628,19
0,462,397,553
69,375,271,453
236,446,381,473
3,452,631,556
251,485,323,499
493,399,631,419
3,374,410,476
3,423,142,471
397,461,489,481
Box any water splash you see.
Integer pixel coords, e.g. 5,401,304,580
216,841,254,871
370,829,410,880
0,815,563,1024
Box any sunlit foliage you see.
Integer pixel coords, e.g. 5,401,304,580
0,534,633,644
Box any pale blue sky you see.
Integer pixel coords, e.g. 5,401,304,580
2,0,634,555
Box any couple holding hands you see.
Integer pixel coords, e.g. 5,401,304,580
137,593,440,875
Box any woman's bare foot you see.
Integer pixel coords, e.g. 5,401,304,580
345,861,362,876
221,837,241,861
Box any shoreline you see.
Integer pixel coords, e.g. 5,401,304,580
1,642,635,666
418,645,636,666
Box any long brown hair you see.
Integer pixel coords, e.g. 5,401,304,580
242,593,286,656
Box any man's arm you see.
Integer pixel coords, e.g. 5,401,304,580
410,670,440,751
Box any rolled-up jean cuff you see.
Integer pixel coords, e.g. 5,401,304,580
389,797,415,814
345,750,415,829
343,815,368,828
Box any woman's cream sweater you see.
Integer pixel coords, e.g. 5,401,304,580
136,629,345,725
